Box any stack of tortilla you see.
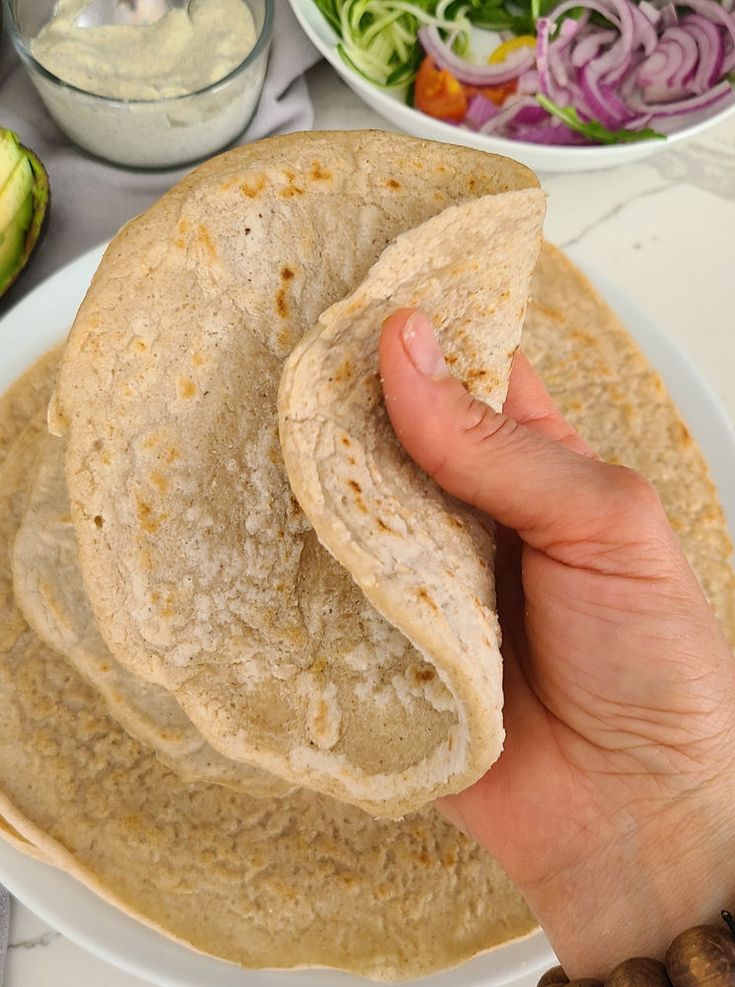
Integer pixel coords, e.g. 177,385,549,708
0,131,732,981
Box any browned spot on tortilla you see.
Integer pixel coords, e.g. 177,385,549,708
136,498,166,535
240,175,267,198
281,266,295,281
174,238,186,249
310,162,331,181
275,289,289,319
678,421,692,445
417,587,438,612
448,516,463,529
275,583,286,592
341,435,351,447
386,178,401,189
93,515,104,529
334,359,352,383
165,446,180,463
177,377,196,399
530,301,564,323
443,852,457,867
445,354,458,366
348,456,356,466
133,339,147,353
468,177,477,190
151,470,168,493
280,185,304,198
507,347,518,359
347,480,368,514
412,665,436,683
377,517,397,534
142,434,160,450
277,326,295,350
197,225,216,259
191,352,205,367
177,218,189,234
416,850,431,865
466,368,488,380
290,495,302,515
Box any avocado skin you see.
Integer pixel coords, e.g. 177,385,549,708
0,129,50,301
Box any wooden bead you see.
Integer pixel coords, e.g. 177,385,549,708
538,967,569,987
666,925,735,987
606,957,672,987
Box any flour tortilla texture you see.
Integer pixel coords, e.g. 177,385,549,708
0,354,536,982
11,432,292,797
525,245,735,642
0,235,733,980
279,189,545,812
53,131,540,816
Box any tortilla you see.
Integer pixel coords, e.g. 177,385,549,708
279,189,545,807
0,372,535,982
524,245,735,643
0,239,732,981
0,347,61,472
11,432,291,797
53,131,539,816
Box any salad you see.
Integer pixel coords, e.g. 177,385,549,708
312,0,735,144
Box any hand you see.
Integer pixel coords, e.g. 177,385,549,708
379,308,735,979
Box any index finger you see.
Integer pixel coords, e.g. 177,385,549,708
504,351,598,459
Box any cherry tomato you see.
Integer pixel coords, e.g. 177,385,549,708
414,55,468,121
466,80,519,105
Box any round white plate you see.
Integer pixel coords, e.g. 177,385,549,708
0,244,733,987
290,0,735,174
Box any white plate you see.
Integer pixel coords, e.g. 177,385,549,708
290,0,735,174
0,244,733,987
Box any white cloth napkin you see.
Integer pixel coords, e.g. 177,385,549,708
0,0,320,306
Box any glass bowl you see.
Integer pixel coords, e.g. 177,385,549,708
5,0,274,169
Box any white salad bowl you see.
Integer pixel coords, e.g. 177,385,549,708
290,0,735,173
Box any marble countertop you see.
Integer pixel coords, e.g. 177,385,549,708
5,59,735,987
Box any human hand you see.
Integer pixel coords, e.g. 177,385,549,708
379,308,735,979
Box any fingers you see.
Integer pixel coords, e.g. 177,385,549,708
504,351,597,459
379,308,670,566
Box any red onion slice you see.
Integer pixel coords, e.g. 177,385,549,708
630,78,733,115
662,26,700,87
682,15,725,90
479,96,541,133
680,0,735,50
417,25,534,86
571,29,617,67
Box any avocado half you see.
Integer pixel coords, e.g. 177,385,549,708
0,128,50,300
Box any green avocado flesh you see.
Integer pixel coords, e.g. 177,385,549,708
0,129,49,299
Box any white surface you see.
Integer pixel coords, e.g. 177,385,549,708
2,58,735,987
290,0,735,174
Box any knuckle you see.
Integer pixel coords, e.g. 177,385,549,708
460,398,516,448
607,465,666,521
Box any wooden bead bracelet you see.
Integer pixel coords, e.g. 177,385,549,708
536,910,735,987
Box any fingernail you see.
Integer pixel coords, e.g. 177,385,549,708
401,311,449,378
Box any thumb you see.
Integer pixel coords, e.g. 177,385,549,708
379,308,666,563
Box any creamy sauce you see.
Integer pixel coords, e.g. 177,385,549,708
31,0,257,100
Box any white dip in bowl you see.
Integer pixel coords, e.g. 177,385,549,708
8,0,274,168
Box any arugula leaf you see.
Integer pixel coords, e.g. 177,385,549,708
537,95,666,144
